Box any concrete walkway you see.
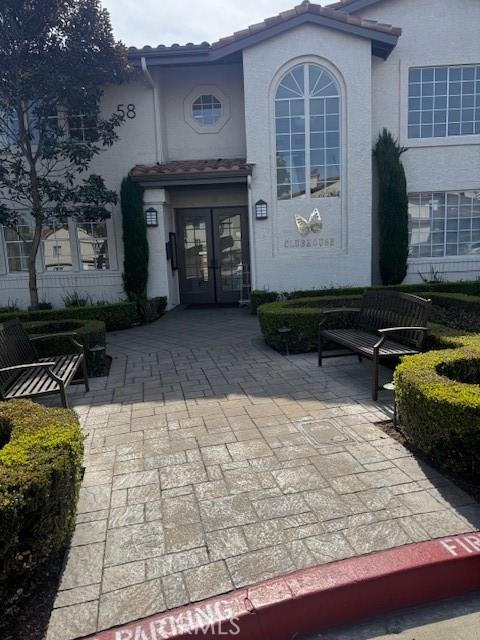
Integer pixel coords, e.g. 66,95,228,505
47,307,480,640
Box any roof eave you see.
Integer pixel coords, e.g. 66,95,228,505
130,171,252,187
331,0,386,15
128,12,399,67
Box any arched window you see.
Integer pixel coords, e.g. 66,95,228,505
275,63,341,200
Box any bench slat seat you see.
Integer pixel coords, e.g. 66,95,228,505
318,291,431,401
0,319,89,407
321,329,418,357
5,354,84,400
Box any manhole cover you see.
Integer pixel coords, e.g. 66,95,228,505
296,419,351,447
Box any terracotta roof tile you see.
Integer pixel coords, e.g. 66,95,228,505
130,158,254,180
212,1,400,49
128,1,400,56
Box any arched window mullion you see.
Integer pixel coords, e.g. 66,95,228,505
304,64,310,202
275,63,340,201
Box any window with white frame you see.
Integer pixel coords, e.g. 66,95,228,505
408,65,480,139
409,191,480,258
77,221,110,270
2,216,111,273
42,219,73,271
275,63,341,200
67,114,98,142
191,95,223,126
3,214,34,272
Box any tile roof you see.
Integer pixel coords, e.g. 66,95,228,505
127,1,401,60
326,0,386,12
130,158,254,183
212,0,400,48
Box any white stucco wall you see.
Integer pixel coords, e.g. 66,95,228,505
361,0,480,283
243,23,373,292
158,64,246,161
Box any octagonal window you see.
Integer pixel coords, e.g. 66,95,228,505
192,94,223,126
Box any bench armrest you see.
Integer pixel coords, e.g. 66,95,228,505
374,326,429,350
320,308,360,315
30,331,77,340
0,362,56,372
319,307,360,329
30,331,84,353
0,361,63,386
377,327,429,335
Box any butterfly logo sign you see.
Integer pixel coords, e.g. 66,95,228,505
294,209,323,235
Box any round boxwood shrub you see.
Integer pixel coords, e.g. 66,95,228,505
257,295,362,353
394,334,480,474
23,319,106,374
0,400,83,611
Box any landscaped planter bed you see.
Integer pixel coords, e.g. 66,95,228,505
0,296,167,331
0,400,83,617
395,333,480,476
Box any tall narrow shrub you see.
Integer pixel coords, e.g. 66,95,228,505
121,177,149,300
374,129,409,285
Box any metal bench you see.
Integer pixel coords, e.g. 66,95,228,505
318,290,431,401
0,319,89,408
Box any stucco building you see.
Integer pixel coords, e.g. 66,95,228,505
1,0,480,308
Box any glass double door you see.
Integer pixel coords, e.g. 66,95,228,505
176,207,249,304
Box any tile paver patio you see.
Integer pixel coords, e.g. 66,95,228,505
46,307,480,639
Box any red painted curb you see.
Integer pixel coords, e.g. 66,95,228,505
82,532,480,640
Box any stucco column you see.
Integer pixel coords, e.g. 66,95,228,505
143,188,171,301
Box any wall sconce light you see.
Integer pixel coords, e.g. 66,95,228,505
255,199,268,220
145,207,158,227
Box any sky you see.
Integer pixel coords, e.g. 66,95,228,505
101,0,317,48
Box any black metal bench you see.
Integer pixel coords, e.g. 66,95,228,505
0,319,89,408
318,290,431,401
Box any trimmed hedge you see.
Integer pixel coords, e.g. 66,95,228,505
394,333,480,474
0,400,83,610
0,301,136,331
424,292,480,314
23,319,106,374
257,295,464,354
250,290,280,315
251,279,480,311
0,297,168,331
257,296,362,353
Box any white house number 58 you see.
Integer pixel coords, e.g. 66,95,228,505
116,104,136,119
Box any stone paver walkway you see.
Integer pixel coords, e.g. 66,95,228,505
47,308,480,640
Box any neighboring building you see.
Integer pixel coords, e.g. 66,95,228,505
1,0,479,308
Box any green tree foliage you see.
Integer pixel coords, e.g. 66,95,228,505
0,0,130,308
373,129,409,285
121,177,149,300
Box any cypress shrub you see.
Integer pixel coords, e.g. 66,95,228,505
374,129,409,286
121,176,149,300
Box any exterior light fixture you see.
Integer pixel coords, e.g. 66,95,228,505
255,199,268,220
145,207,158,227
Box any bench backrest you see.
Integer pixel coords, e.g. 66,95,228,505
357,290,431,349
0,319,37,394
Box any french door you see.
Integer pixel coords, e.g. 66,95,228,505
176,207,249,304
